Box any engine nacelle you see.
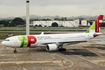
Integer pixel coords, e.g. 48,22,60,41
46,44,58,51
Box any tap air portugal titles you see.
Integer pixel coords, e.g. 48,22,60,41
1,15,104,53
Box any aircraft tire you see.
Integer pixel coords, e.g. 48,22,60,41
58,48,66,51
14,50,17,53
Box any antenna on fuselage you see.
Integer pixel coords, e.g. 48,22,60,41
26,0,30,35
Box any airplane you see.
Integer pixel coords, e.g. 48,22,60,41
1,15,104,53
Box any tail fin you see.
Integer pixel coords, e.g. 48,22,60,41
85,15,104,33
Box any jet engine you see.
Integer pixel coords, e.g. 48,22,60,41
46,44,58,51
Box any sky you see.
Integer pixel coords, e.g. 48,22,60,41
0,0,105,18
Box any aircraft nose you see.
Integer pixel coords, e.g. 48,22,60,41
1,41,5,45
1,41,10,46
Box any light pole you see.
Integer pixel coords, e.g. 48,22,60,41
26,0,30,35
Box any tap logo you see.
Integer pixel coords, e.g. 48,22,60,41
18,36,37,47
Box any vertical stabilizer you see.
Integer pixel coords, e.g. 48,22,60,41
85,15,104,33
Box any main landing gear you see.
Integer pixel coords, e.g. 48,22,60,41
58,48,66,51
14,48,17,53
58,45,66,51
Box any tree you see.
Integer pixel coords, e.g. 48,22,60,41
0,20,5,24
10,17,25,27
0,20,9,27
52,22,58,27
4,21,9,27
61,17,67,21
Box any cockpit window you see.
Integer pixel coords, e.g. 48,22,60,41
4,39,10,41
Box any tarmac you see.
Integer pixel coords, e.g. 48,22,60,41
0,29,105,70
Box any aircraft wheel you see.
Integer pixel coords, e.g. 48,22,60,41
14,50,17,53
58,48,66,51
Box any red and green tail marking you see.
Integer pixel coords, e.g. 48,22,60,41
85,15,104,33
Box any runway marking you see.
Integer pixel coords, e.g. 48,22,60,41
55,51,101,68
60,59,71,70
45,53,65,67
23,68,28,70
92,60,105,62
0,55,5,56
13,54,18,60
69,53,100,67
56,60,63,67
55,54,73,68
0,61,62,64
98,55,102,57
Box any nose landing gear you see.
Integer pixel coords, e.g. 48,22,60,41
14,48,17,53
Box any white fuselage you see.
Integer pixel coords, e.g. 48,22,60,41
1,33,94,48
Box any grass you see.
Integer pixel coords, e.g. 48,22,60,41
0,33,8,39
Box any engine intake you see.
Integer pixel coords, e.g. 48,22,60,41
46,44,58,51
